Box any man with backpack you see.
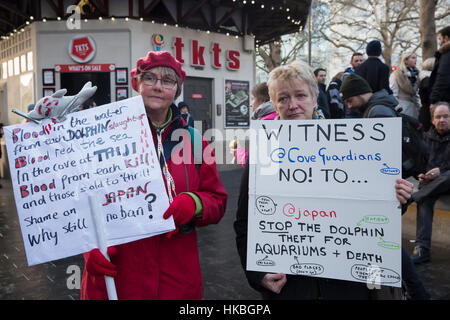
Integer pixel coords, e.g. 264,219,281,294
340,73,397,118
340,73,431,299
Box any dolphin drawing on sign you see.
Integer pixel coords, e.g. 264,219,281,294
12,82,97,124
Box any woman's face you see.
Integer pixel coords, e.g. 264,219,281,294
271,78,316,120
139,67,178,113
406,54,417,68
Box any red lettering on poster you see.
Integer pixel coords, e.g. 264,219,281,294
54,64,115,73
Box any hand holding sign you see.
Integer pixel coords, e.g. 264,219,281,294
163,193,196,226
85,248,117,277
247,118,403,287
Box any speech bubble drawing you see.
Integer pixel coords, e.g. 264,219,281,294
351,264,401,284
256,256,276,267
357,215,390,226
290,256,324,276
290,263,324,276
255,196,277,215
377,238,400,250
380,163,400,175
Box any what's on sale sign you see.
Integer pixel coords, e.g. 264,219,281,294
247,118,402,287
4,96,174,266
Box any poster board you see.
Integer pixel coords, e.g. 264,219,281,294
224,79,250,128
247,118,402,287
4,96,174,266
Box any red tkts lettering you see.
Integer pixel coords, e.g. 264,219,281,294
172,37,240,70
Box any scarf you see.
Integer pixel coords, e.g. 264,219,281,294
406,66,419,90
393,68,416,97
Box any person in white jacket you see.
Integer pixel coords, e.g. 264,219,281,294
390,52,420,119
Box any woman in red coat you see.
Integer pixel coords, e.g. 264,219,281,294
81,51,227,300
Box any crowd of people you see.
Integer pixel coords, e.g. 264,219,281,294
24,23,448,300
314,26,450,267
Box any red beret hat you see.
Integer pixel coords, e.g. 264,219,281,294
130,51,186,92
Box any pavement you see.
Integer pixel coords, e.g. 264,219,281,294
0,167,449,300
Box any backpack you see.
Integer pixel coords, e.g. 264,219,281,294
397,112,428,179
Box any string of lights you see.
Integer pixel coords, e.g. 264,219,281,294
1,0,308,43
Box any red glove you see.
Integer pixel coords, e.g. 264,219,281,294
163,193,196,226
85,247,117,277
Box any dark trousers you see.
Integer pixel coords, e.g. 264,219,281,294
402,248,430,299
415,196,438,249
414,171,450,249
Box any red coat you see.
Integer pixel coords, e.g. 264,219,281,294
81,105,227,300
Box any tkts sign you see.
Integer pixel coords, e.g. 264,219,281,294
68,35,96,63
172,37,240,71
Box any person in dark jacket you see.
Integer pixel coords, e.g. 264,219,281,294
234,62,415,300
326,72,346,118
340,73,431,299
428,26,450,108
418,57,436,132
355,40,393,95
410,102,450,264
314,68,331,118
178,101,195,127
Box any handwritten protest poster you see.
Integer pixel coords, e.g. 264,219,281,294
247,118,402,287
4,96,174,266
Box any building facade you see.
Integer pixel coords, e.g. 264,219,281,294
0,18,255,135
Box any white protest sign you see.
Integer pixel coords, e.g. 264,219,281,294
247,118,402,287
5,96,174,266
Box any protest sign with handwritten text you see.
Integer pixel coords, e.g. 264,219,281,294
4,96,174,266
247,118,402,287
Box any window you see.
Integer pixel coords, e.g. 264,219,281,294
8,59,13,77
20,54,26,73
27,51,33,71
14,56,20,75
2,62,7,79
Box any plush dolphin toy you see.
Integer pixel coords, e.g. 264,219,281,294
13,81,97,124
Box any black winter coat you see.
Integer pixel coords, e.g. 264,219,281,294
425,127,450,174
418,75,432,132
317,83,331,119
355,57,393,95
429,41,450,104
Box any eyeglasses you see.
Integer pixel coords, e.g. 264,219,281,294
141,74,177,89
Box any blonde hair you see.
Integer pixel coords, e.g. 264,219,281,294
421,57,435,71
398,52,416,74
267,60,319,104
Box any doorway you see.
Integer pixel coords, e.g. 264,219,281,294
60,72,111,109
183,77,213,135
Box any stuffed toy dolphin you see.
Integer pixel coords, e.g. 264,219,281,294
13,82,97,124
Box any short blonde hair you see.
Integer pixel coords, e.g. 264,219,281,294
422,57,435,71
267,60,319,104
